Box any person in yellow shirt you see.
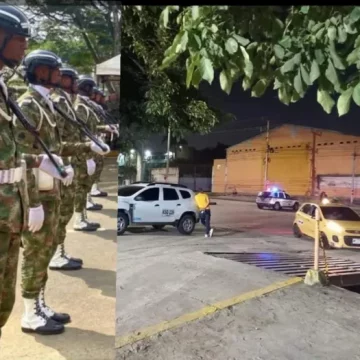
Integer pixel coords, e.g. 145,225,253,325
194,189,214,238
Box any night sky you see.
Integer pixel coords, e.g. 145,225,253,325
145,76,360,152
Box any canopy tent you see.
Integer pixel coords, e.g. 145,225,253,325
96,54,121,80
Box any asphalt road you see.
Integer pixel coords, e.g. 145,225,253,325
116,199,360,360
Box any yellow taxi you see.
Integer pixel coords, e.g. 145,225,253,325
293,201,360,249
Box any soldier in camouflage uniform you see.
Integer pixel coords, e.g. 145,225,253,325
13,50,110,335
88,88,119,200
73,76,114,230
49,67,110,270
0,5,71,339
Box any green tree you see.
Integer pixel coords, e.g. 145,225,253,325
121,6,233,141
159,6,360,116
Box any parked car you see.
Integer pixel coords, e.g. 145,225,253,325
293,202,360,249
117,182,199,235
256,188,300,211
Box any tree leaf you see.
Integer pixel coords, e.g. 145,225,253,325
160,7,170,28
337,87,353,116
219,69,233,95
294,69,304,96
291,90,301,103
349,7,360,24
325,60,339,86
327,26,337,41
273,77,282,90
274,44,285,59
300,64,311,85
175,31,189,54
225,37,238,54
337,26,347,43
191,68,202,89
210,24,218,33
329,42,345,70
281,53,301,73
317,89,335,114
279,36,291,49
352,82,360,107
232,34,249,46
315,49,325,65
198,57,214,84
242,76,253,91
251,79,269,97
300,6,310,14
160,53,178,70
186,56,198,88
191,6,199,20
240,46,253,78
278,86,290,105
347,48,360,65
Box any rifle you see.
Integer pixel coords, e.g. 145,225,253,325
5,90,68,178
83,96,118,128
49,92,108,152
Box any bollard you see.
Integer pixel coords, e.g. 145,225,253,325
304,207,328,286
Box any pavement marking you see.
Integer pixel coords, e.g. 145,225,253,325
115,276,302,349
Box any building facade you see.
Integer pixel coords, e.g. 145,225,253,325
212,125,360,200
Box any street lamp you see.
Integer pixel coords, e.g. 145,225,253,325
144,150,152,160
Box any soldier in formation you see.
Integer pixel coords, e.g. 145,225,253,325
0,4,74,338
0,3,117,338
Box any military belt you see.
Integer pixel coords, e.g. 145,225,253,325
0,167,23,184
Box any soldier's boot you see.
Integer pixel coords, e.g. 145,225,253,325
73,211,98,232
83,209,100,229
91,183,108,197
86,193,103,211
38,287,71,324
21,297,64,335
49,244,83,271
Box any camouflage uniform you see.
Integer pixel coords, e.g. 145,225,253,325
13,87,89,299
73,95,108,215
0,86,42,329
51,90,93,252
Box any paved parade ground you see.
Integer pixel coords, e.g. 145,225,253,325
117,199,360,360
1,159,117,360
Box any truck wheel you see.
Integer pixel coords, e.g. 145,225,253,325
117,212,129,235
273,202,281,211
177,214,195,235
152,225,165,230
257,204,263,209
293,202,299,212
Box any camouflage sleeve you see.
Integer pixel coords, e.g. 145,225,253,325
13,99,41,207
13,99,41,155
22,154,40,168
61,141,92,156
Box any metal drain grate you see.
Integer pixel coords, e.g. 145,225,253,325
205,252,360,287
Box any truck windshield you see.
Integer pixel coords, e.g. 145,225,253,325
320,206,360,221
118,186,144,197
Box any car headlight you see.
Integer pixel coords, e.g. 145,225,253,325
327,221,343,233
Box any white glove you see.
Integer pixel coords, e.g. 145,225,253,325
86,158,96,176
38,154,65,180
28,205,44,233
62,165,74,186
90,141,110,155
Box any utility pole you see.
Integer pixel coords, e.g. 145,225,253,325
263,119,270,190
311,130,322,197
165,123,171,181
351,148,357,204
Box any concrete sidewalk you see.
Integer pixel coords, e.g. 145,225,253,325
116,229,360,360
1,160,117,360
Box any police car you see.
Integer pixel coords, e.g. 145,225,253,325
117,182,199,235
256,187,300,211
